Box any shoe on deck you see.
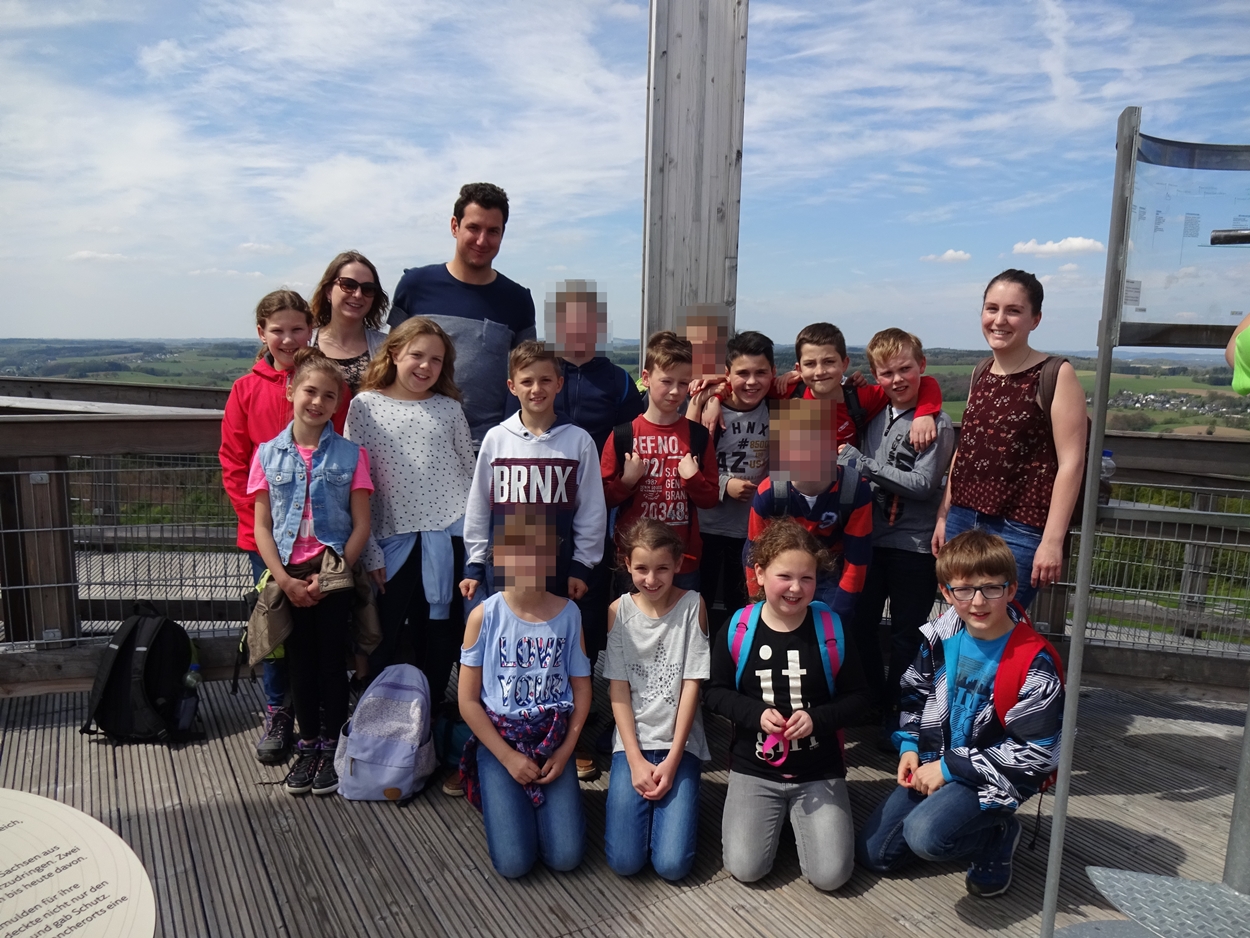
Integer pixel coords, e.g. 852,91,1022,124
966,816,1022,898
575,756,600,781
312,744,339,796
257,706,294,765
441,770,464,797
284,740,320,795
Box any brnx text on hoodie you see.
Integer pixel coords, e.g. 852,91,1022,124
463,413,608,586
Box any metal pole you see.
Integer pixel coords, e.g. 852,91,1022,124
1225,680,1250,894
1039,105,1141,938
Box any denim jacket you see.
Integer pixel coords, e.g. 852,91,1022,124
258,422,362,565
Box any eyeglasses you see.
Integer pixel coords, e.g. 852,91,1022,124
945,583,1011,602
333,277,378,298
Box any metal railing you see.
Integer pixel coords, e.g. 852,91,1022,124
0,455,250,646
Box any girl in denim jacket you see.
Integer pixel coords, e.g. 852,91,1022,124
250,348,373,796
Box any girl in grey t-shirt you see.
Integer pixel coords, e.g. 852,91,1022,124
603,519,710,882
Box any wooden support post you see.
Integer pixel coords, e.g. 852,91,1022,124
0,457,79,642
641,0,749,342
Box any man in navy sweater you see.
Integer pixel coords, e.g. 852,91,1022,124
389,182,536,446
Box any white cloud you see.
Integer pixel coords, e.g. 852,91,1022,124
920,249,971,262
238,242,293,255
187,268,263,278
1059,262,1079,271
1013,237,1105,256
67,250,128,261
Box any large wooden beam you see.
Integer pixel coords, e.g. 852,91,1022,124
0,376,228,410
641,0,749,341
0,414,223,456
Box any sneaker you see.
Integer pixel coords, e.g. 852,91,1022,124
256,706,294,765
284,740,320,795
575,755,600,781
441,769,464,797
312,743,339,796
966,816,1022,898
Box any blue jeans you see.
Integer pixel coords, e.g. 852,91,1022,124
605,749,701,881
476,745,585,878
944,506,1043,611
248,551,289,710
855,778,1017,872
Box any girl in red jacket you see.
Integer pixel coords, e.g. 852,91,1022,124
221,289,342,766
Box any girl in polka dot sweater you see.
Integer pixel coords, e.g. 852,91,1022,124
345,317,476,705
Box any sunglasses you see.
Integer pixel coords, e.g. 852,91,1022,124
333,277,378,298
945,583,1011,602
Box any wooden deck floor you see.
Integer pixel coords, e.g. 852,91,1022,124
0,676,1244,938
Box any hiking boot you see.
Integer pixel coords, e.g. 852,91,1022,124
966,816,1022,898
256,706,293,765
441,769,464,797
284,740,320,795
312,743,339,796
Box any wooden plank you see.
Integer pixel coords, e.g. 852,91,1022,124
0,414,222,456
0,376,228,411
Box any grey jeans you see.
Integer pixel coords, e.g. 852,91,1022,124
721,771,854,891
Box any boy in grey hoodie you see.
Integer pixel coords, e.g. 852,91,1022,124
837,329,955,730
461,341,607,603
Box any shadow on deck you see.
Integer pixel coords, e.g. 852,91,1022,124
0,679,1243,938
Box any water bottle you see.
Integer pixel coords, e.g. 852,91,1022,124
1098,450,1116,506
183,662,203,689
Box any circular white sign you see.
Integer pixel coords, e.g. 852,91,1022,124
0,788,155,938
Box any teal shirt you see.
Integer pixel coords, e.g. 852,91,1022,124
940,630,1011,781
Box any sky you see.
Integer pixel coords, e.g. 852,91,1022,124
2,0,1249,350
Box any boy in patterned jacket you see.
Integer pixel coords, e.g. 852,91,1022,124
855,529,1065,899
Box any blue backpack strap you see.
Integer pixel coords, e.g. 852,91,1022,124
809,600,845,695
727,604,763,689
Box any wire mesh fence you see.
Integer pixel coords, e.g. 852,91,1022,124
0,455,250,647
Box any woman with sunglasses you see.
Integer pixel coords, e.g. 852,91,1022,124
310,251,390,393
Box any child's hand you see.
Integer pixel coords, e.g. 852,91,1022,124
909,414,936,452
845,370,868,389
783,709,814,740
773,371,800,397
725,478,757,502
687,376,725,397
536,749,571,784
567,577,588,601
306,573,324,603
367,567,387,593
701,395,725,433
677,452,699,480
504,750,543,785
760,708,786,735
459,578,480,601
896,751,920,787
280,576,317,608
646,754,680,801
911,760,946,796
621,452,647,488
628,755,658,797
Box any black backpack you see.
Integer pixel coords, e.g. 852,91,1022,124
81,601,201,743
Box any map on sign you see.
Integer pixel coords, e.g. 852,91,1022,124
1122,157,1250,325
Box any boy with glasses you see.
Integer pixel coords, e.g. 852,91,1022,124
855,529,1065,899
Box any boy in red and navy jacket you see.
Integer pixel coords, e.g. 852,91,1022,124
601,331,720,590
744,397,874,624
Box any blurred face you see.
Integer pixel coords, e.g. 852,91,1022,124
726,353,774,409
626,546,679,602
773,400,835,485
755,549,817,619
797,343,849,398
939,576,1017,638
328,261,377,324
872,351,925,410
258,309,311,371
685,317,728,377
451,203,504,271
494,524,558,590
508,360,563,417
642,362,692,414
554,300,605,361
287,370,340,431
392,334,445,400
981,281,1040,355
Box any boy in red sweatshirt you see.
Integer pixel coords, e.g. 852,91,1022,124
600,331,720,590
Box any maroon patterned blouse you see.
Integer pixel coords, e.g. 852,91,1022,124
950,359,1057,529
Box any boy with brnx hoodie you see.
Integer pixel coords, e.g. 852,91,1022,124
855,529,1065,899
